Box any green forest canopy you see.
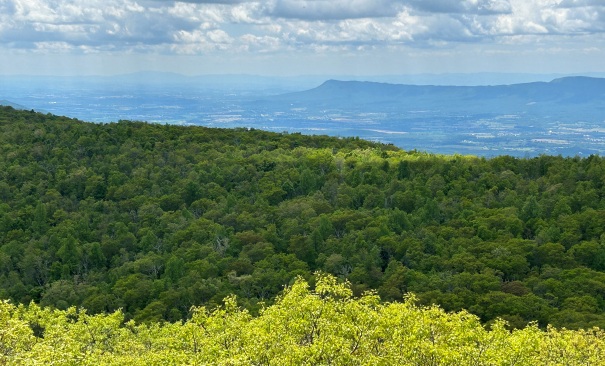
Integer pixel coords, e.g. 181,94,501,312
2,274,604,365
2,106,605,331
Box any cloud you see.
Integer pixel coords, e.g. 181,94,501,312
149,0,250,3
557,0,605,8
406,0,512,15
0,0,603,62
268,0,402,20
508,0,605,35
239,33,282,52
268,0,513,21
0,0,243,52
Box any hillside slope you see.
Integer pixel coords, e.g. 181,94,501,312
0,100,28,110
2,106,605,329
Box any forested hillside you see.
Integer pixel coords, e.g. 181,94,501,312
2,106,605,330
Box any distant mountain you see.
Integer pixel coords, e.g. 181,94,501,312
0,100,28,110
273,77,605,117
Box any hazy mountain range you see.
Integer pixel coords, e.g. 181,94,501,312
1,74,604,156
270,76,605,119
0,100,27,110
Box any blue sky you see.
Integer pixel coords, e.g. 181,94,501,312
1,0,604,76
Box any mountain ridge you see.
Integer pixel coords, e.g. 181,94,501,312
271,76,605,116
0,100,28,110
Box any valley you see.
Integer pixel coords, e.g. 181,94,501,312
2,75,604,157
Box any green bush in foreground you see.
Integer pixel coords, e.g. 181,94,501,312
0,274,602,365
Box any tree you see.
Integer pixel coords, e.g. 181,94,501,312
56,236,82,277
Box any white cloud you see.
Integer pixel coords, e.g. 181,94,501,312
207,29,233,43
405,0,512,15
0,0,603,75
151,0,250,3
268,0,401,20
557,0,605,8
239,33,282,52
212,2,267,23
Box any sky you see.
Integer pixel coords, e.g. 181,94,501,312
0,0,604,76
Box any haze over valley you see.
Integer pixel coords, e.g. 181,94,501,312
2,73,604,157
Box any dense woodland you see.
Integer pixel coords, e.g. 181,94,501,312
2,275,604,364
2,106,605,330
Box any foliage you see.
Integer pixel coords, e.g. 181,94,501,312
1,274,604,365
3,106,605,329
